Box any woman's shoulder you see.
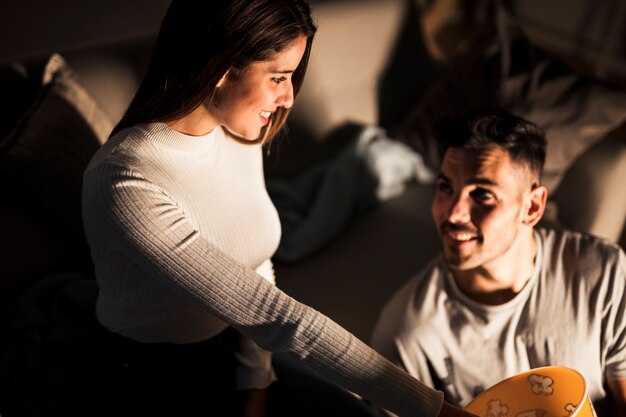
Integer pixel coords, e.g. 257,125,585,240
86,123,171,172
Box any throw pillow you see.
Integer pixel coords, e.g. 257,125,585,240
0,53,113,305
0,62,43,139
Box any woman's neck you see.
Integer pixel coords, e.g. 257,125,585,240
167,105,218,137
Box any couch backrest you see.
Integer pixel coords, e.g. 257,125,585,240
291,0,405,139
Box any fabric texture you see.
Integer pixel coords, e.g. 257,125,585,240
393,5,626,194
0,53,113,305
85,123,279,390
371,228,626,416
82,122,444,417
268,123,433,263
81,319,238,417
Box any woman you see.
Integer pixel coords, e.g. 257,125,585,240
82,1,474,416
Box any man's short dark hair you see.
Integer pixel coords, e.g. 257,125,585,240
434,106,547,178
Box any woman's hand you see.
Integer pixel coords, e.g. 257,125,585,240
437,401,479,417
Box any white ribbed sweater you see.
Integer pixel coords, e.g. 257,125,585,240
81,123,443,417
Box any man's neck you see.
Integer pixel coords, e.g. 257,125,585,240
451,230,538,305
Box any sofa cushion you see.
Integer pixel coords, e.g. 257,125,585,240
291,0,404,139
0,53,112,305
0,62,44,139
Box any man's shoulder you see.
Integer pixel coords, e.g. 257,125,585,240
395,255,446,300
538,226,625,254
537,227,625,276
376,256,447,325
371,255,448,349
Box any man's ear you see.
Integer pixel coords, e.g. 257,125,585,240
216,70,229,88
522,183,547,226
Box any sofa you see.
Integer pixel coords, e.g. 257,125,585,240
1,0,625,357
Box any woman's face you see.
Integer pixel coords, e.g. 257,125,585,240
210,36,308,140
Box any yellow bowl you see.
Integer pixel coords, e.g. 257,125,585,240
464,366,597,417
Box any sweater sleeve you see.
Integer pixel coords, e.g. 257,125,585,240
82,163,444,417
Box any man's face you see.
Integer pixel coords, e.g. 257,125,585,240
432,146,534,271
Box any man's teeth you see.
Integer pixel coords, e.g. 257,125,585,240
448,231,474,242
260,111,271,118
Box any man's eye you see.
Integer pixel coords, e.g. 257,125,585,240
436,181,452,194
272,76,287,84
471,188,496,203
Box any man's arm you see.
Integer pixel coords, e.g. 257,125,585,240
605,250,626,416
607,378,626,416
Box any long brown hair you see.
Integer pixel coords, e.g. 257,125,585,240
113,0,316,144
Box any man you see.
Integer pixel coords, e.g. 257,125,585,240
371,107,626,416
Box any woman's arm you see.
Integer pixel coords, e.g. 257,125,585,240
83,163,445,417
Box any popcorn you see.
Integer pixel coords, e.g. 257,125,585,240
564,403,577,416
486,399,508,417
528,374,554,395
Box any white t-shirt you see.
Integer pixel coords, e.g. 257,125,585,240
371,228,626,416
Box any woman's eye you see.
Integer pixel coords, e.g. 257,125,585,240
272,76,287,84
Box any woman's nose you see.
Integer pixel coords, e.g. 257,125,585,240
277,82,294,109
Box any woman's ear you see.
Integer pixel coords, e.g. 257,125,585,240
522,184,548,227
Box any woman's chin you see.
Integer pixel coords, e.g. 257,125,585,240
223,126,262,143
222,126,263,145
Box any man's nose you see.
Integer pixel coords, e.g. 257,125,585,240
447,195,471,224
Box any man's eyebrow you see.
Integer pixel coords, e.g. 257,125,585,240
467,177,498,187
436,173,499,187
